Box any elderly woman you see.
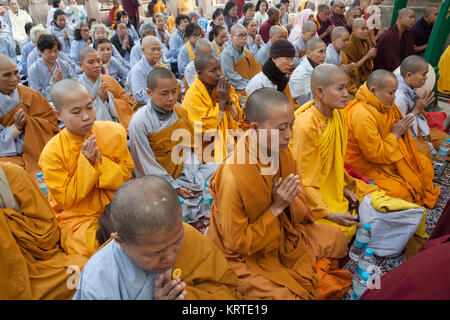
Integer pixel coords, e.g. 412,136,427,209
110,20,134,63
115,11,139,42
91,23,129,69
70,21,91,63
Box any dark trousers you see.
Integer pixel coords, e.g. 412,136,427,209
130,16,140,31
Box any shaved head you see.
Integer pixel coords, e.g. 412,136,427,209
306,37,325,51
400,55,428,78
245,88,291,124
110,176,182,245
50,79,88,110
0,54,15,69
398,8,414,17
230,23,245,35
78,46,98,63
195,38,213,52
331,26,349,40
142,35,161,49
424,5,438,16
146,67,176,90
367,69,397,90
194,52,218,72
353,17,366,29
346,7,361,19
267,7,279,16
269,25,284,37
311,64,346,95
302,21,317,33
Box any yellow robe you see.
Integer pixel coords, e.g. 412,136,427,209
181,76,243,163
174,223,245,299
206,131,351,300
345,84,440,208
291,101,378,241
0,162,88,300
38,121,135,257
233,48,262,100
101,75,134,131
437,45,450,95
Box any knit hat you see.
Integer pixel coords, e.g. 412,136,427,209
269,39,296,58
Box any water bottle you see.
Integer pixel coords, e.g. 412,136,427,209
433,138,450,177
179,197,188,222
349,223,372,261
352,271,370,300
36,172,49,198
357,248,376,277
201,181,213,216
240,96,246,109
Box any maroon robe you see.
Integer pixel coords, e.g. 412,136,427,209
314,16,332,45
329,12,347,27
374,24,415,71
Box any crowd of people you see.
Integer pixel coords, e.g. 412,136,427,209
0,0,449,301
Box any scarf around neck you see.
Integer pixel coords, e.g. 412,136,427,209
262,58,289,92
151,99,173,121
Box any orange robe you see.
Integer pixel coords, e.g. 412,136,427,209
38,121,135,257
206,131,351,300
0,162,88,300
292,102,378,241
0,85,59,176
174,223,246,299
345,84,440,208
101,75,134,130
343,34,374,94
233,48,262,100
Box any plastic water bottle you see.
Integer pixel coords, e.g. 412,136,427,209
357,248,376,276
201,181,213,216
179,197,188,222
36,172,49,198
433,138,450,177
352,271,370,300
349,223,372,261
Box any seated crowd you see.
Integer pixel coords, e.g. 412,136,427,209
0,0,449,301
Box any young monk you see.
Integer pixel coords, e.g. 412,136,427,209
206,88,351,300
289,38,326,106
220,23,262,101
0,54,59,176
343,18,376,95
39,79,135,257
128,68,217,223
345,70,440,208
73,175,245,300
184,38,213,89
182,53,242,163
292,64,378,241
0,162,88,300
324,27,356,75
255,25,285,67
292,20,317,69
78,47,134,130
395,55,449,160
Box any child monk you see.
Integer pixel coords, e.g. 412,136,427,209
78,47,134,130
39,79,135,257
324,26,356,76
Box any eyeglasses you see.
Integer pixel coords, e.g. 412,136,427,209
233,33,248,38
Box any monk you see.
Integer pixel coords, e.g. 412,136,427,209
258,7,282,44
39,79,134,257
437,45,450,95
292,64,377,241
395,55,449,160
255,25,286,67
329,0,347,27
126,35,167,109
183,52,242,163
289,38,326,106
343,7,361,34
343,18,376,95
73,175,244,300
0,54,59,176
324,27,356,76
410,5,439,56
129,68,217,223
78,47,134,130
345,70,440,208
184,38,213,89
374,8,415,71
314,4,334,45
0,162,88,299
292,21,317,69
220,24,261,100
206,87,352,300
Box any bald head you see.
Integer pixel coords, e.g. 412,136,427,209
0,54,15,69
367,69,397,91
267,7,279,16
110,176,182,245
230,23,245,35
146,67,176,90
50,79,88,110
353,17,366,30
269,25,284,37
424,5,438,17
195,38,213,53
142,35,161,49
306,37,325,51
194,52,218,72
78,46,98,63
400,55,428,78
245,88,291,125
302,21,317,33
398,8,414,18
331,26,349,40
311,64,346,96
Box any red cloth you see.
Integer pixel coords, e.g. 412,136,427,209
314,16,332,45
429,198,450,241
427,111,448,132
122,0,139,18
259,20,276,44
231,0,245,19
360,235,450,300
374,24,415,71
344,164,371,184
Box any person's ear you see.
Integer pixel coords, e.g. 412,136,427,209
111,232,126,251
146,88,152,98
54,109,62,122
249,122,259,131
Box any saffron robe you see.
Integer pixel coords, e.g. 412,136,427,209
292,101,377,241
38,121,135,257
0,162,88,300
182,76,243,163
437,45,450,95
0,85,59,176
206,131,351,300
344,84,440,208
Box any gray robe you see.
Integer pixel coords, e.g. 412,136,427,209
0,88,23,156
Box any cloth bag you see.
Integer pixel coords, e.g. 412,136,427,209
358,194,425,257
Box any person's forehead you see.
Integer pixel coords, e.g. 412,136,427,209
0,63,18,73
266,104,294,124
63,90,91,108
154,77,178,89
